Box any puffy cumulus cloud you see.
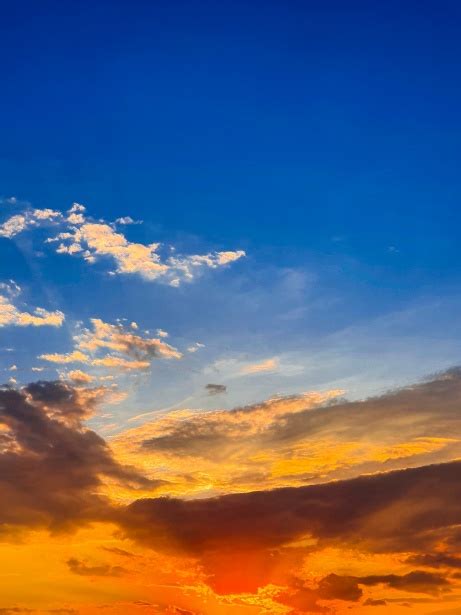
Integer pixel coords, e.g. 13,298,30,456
0,200,245,285
77,318,181,360
52,221,169,278
39,350,89,365
0,380,149,534
0,207,62,238
66,370,95,384
0,284,64,328
39,318,181,374
112,370,461,496
25,203,245,286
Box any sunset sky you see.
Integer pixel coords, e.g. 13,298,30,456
2,1,461,614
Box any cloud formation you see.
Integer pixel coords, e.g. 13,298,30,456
0,380,148,533
40,318,181,373
1,373,461,612
0,202,245,285
205,384,227,395
66,557,127,577
0,208,61,238
240,357,279,375
113,369,461,495
0,283,64,328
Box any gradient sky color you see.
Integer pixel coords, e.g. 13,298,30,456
1,2,461,614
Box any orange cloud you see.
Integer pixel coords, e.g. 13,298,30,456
0,290,64,328
2,372,461,613
240,357,279,374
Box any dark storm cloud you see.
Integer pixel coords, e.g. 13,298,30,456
273,570,448,612
358,570,449,594
121,459,461,556
275,570,449,613
0,381,149,533
405,554,461,570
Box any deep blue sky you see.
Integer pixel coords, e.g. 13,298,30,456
2,0,461,269
1,1,461,421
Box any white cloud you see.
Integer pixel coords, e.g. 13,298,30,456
115,216,142,225
0,202,245,285
0,208,62,238
0,286,64,328
187,342,205,353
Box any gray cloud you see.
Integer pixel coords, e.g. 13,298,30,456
205,384,227,396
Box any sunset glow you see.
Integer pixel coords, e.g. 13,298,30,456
2,2,461,614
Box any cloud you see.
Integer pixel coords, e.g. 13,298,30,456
39,318,181,373
205,384,227,395
405,553,461,570
117,459,461,603
115,216,142,225
187,342,205,353
0,285,64,328
0,201,245,285
121,459,461,555
0,374,461,610
112,369,461,495
0,201,245,284
102,546,137,559
66,557,127,577
240,357,278,375
66,370,94,384
39,351,89,364
0,380,149,534
0,208,62,238
274,571,448,612
77,318,181,360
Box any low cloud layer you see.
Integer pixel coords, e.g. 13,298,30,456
112,369,461,495
2,372,461,613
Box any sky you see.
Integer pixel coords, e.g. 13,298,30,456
1,1,461,614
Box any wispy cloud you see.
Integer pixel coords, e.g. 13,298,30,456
240,357,279,374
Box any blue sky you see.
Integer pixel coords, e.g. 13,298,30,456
1,0,461,432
